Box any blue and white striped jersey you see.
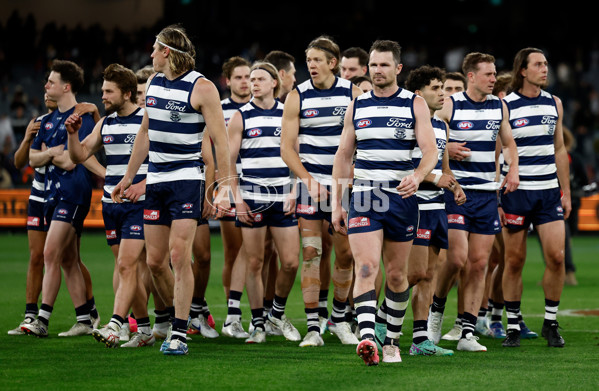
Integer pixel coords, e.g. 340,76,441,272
448,92,502,191
222,97,246,175
502,90,558,190
413,115,447,209
145,70,205,184
238,100,290,203
352,88,417,195
29,112,52,204
101,107,148,203
297,77,353,186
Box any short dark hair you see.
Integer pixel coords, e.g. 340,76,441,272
369,40,402,65
135,65,154,84
493,72,513,96
342,47,369,67
51,60,84,94
462,52,495,75
349,75,371,87
104,63,138,103
405,65,445,92
222,56,251,79
444,71,467,86
264,50,295,72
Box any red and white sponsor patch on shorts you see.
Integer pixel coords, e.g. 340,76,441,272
504,213,525,226
144,209,160,220
447,214,465,225
349,217,371,229
106,230,117,240
417,228,431,240
296,204,316,215
27,216,40,227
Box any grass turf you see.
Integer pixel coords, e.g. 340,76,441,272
1,230,598,390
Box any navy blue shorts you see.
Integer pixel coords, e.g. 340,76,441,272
413,208,448,249
236,199,298,228
445,189,501,235
27,199,48,232
295,181,332,223
501,188,563,231
102,202,145,246
347,190,419,242
45,199,90,236
144,180,205,225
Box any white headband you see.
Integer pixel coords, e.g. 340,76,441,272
156,38,188,55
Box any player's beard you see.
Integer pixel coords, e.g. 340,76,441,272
104,100,124,115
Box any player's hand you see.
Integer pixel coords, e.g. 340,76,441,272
212,184,232,219
202,195,215,220
64,114,82,134
73,102,97,117
307,180,329,202
331,206,348,235
447,142,471,161
47,144,65,157
437,173,457,189
561,194,572,220
397,174,419,198
453,184,467,205
24,119,41,143
501,168,519,194
111,177,132,203
284,192,296,216
234,201,253,226
123,181,145,203
498,206,507,227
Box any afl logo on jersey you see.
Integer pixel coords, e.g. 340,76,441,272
303,109,319,118
103,135,114,144
146,97,157,107
182,203,193,210
513,118,529,128
130,225,142,232
57,209,68,215
45,122,54,130
457,121,474,130
356,119,372,128
247,128,262,137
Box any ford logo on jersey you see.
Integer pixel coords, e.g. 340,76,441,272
303,109,319,117
45,122,54,130
103,135,114,144
457,121,474,130
146,97,157,106
247,128,262,137
513,118,529,127
356,119,372,128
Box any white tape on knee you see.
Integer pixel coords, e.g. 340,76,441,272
302,236,322,257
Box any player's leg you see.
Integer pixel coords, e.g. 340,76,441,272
266,225,300,341
190,223,218,338
537,219,566,347
220,219,242,299
241,225,267,343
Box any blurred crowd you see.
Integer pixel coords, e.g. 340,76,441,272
1,10,598,192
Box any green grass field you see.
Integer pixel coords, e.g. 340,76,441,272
1,230,598,390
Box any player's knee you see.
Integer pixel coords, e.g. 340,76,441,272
246,255,263,275
408,269,427,287
280,258,299,275
546,249,565,269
